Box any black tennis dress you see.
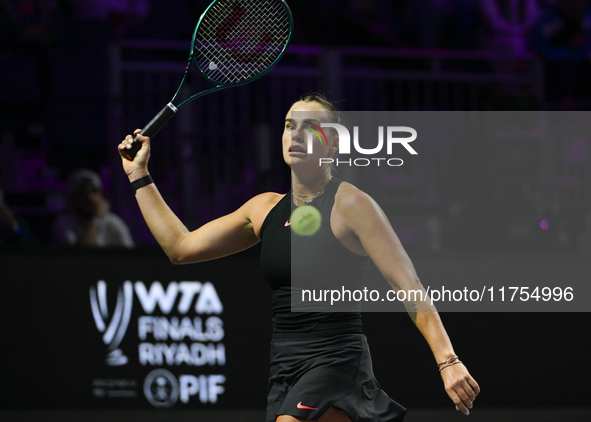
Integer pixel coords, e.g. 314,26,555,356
260,178,406,422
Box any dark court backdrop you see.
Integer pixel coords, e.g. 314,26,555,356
2,0,591,420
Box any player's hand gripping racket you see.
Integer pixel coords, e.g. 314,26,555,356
126,0,293,159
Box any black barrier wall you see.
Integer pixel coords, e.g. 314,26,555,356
1,248,590,410
0,247,272,409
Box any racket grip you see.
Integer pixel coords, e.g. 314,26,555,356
128,103,178,159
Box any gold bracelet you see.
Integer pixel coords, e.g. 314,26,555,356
437,355,459,369
439,360,462,372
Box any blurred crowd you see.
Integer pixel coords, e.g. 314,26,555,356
1,0,590,250
338,0,591,101
1,168,134,246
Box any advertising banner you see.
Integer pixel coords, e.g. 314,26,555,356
0,248,271,409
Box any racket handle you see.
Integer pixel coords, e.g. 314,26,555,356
128,103,178,159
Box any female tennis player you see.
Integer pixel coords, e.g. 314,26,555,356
118,93,479,422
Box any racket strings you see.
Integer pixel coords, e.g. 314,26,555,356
199,1,285,78
194,0,290,84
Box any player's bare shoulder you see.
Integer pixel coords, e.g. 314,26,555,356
334,181,373,212
334,181,384,229
247,192,285,238
331,182,375,255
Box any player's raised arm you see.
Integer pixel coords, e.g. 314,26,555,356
118,130,279,264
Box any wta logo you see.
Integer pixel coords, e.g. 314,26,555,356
90,281,134,366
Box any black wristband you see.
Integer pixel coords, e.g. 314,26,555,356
131,175,153,193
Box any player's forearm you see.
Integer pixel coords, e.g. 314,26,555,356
134,182,190,262
392,275,457,363
414,311,457,364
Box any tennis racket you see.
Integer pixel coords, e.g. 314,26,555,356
126,0,293,159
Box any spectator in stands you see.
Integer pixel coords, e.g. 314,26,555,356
0,171,37,245
481,0,541,55
478,1,543,105
531,0,591,102
52,169,134,247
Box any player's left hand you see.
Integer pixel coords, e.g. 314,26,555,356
440,362,480,415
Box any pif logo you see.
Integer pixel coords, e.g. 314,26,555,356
143,369,226,408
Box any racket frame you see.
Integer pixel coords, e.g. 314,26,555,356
173,0,294,108
127,0,293,158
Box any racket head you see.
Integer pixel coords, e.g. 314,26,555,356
191,0,293,87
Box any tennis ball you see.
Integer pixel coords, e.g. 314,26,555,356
290,205,322,236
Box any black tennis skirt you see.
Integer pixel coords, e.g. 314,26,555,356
266,333,406,422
